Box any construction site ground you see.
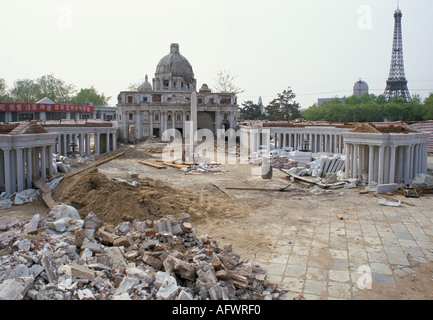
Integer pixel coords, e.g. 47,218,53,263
1,140,433,300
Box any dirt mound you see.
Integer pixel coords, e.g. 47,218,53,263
52,168,248,226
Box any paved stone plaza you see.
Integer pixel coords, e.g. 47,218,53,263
254,192,433,299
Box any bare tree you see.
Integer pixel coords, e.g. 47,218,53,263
213,70,244,95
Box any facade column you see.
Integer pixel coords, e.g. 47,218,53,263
106,132,110,153
378,146,385,185
86,133,91,156
96,133,101,155
352,144,358,179
404,145,411,185
389,145,397,184
345,143,351,179
16,148,24,192
112,132,117,151
150,110,154,137
121,110,128,142
26,148,33,189
413,144,419,177
135,110,142,140
63,134,67,156
40,146,47,180
79,133,84,157
368,145,375,185
3,148,12,195
397,146,404,184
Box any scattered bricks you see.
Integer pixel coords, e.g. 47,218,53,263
177,289,193,300
97,229,117,245
215,270,232,281
66,264,97,281
171,224,183,236
144,229,156,237
81,242,104,254
181,222,193,233
142,254,163,270
113,236,131,248
0,277,34,300
155,218,173,235
83,212,103,231
163,256,196,281
141,239,159,250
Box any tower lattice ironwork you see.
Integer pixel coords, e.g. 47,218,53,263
384,6,411,102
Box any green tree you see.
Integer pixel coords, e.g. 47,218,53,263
71,86,111,106
265,87,301,121
9,79,40,102
9,74,76,103
0,78,12,102
36,74,76,103
239,100,263,120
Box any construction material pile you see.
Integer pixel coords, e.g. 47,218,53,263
0,205,282,300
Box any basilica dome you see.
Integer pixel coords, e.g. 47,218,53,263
155,43,194,79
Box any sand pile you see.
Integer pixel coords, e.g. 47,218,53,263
52,169,247,226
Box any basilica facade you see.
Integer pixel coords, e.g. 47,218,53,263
117,43,238,142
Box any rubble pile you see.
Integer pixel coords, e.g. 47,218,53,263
270,156,298,170
0,206,282,300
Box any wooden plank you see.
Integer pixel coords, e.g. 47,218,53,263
33,176,57,210
138,161,166,169
66,152,126,178
163,162,191,169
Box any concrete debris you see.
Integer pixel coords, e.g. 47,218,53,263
0,210,284,300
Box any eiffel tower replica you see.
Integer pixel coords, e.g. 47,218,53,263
384,5,411,102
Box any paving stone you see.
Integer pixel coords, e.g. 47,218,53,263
281,276,304,293
372,273,396,287
328,269,350,282
306,267,328,281
304,279,327,296
370,263,392,275
284,265,306,278
327,281,352,299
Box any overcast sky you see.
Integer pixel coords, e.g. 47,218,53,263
1,0,432,109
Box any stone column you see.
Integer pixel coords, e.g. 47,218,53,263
368,145,375,185
63,134,67,156
3,148,12,195
106,132,110,153
96,133,101,156
48,145,54,178
16,148,25,192
86,134,91,156
41,146,47,180
404,145,411,185
112,132,117,151
80,133,84,157
352,144,358,179
121,110,128,142
378,146,385,185
413,144,419,177
345,143,351,179
389,145,397,184
150,110,154,137
27,148,33,189
135,110,142,140
397,146,404,184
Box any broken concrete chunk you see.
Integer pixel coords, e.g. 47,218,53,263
77,289,96,300
81,242,103,253
0,277,34,300
104,247,127,270
23,214,40,235
155,272,179,300
65,264,96,281
113,236,131,248
142,254,163,270
83,212,103,230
